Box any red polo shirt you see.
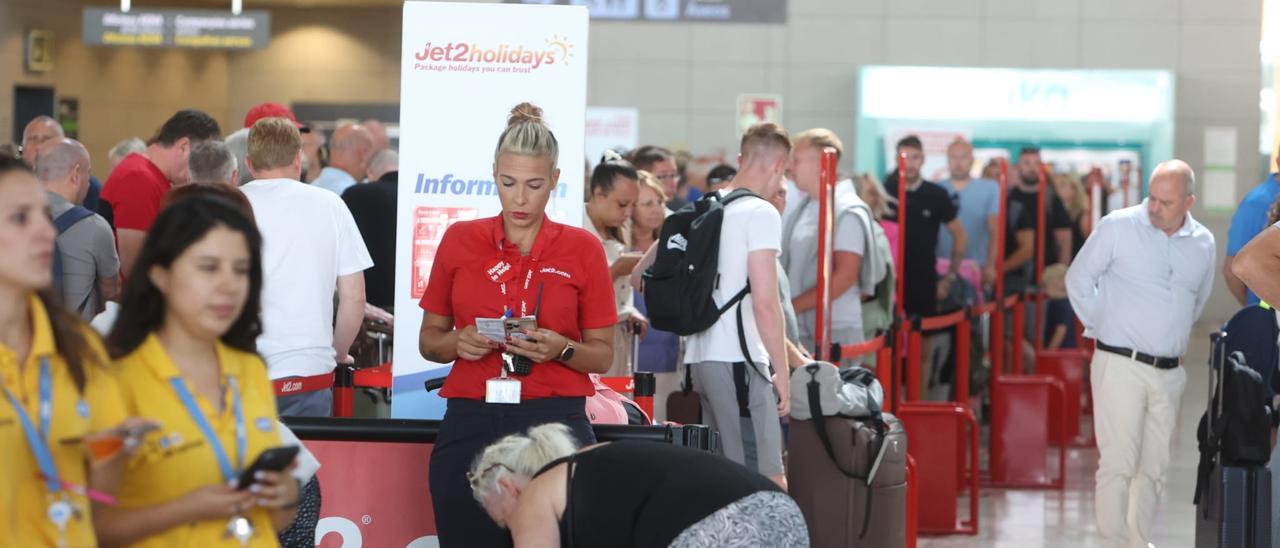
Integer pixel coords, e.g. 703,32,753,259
101,153,170,232
420,215,617,400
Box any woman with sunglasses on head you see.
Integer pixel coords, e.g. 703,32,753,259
469,424,809,547
418,103,617,548
94,195,297,547
0,155,145,547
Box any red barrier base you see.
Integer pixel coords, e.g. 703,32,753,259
986,375,1066,490
1036,349,1094,447
898,402,979,535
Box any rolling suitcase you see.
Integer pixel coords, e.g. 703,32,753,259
1195,331,1273,548
788,412,908,548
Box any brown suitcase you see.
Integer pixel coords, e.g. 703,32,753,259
788,413,908,548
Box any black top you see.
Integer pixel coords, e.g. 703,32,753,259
1006,186,1071,280
1044,297,1078,348
883,173,957,316
535,441,781,548
342,171,398,308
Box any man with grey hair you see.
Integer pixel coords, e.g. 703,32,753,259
107,137,146,173
1065,159,1214,548
36,138,121,320
188,140,239,186
24,116,107,217
224,128,254,186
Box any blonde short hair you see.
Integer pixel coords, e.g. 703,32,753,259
247,118,301,172
495,102,558,166
469,423,579,500
793,128,844,161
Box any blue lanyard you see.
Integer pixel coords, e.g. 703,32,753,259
2,357,61,494
170,376,245,484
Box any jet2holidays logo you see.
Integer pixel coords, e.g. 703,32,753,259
411,35,574,74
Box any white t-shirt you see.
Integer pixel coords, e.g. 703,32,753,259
241,178,373,379
683,192,781,367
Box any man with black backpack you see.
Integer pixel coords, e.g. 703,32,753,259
640,123,792,488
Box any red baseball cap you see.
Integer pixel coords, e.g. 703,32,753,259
243,102,310,132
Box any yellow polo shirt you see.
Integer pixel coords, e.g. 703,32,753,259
113,334,282,548
1,295,126,548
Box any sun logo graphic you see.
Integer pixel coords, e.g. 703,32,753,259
545,34,575,66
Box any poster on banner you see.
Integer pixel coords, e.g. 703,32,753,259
737,94,782,137
882,128,971,182
585,107,639,168
393,1,588,419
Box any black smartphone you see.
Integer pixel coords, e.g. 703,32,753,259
235,446,301,490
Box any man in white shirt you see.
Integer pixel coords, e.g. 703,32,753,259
312,123,374,195
682,123,791,488
240,117,374,417
1066,160,1215,548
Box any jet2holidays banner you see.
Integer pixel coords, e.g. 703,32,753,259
393,1,588,418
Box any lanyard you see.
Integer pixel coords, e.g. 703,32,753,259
2,357,61,494
491,222,552,318
498,264,540,317
170,376,245,484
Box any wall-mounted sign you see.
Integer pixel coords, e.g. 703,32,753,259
25,29,54,72
505,0,786,23
82,7,270,49
737,93,781,136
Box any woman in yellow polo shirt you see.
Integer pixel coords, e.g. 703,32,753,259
0,155,141,547
94,195,299,546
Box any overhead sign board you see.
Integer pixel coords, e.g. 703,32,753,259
505,0,786,23
82,7,271,49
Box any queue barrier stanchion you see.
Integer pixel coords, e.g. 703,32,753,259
632,371,656,422
906,454,918,548
896,401,979,535
332,365,354,418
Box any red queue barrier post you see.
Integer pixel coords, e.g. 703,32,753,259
906,454,919,548
813,147,838,362
1034,164,1049,356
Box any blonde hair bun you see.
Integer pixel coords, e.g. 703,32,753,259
508,102,545,127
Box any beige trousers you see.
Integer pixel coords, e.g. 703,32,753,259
1091,349,1187,548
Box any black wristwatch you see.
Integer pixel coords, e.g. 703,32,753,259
558,340,576,362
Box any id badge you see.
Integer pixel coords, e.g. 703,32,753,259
486,378,522,404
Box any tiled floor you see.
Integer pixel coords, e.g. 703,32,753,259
920,326,1213,548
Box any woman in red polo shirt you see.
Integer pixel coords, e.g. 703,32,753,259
417,102,617,548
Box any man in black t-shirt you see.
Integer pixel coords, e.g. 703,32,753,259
1012,147,1073,278
1002,188,1037,296
342,149,399,310
884,135,966,316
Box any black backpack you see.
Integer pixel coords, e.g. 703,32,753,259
1194,336,1277,505
642,188,761,338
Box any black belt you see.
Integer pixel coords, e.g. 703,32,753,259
1096,342,1180,370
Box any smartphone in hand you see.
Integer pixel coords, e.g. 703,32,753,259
235,446,301,490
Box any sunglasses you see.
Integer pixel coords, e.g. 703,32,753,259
466,463,512,491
